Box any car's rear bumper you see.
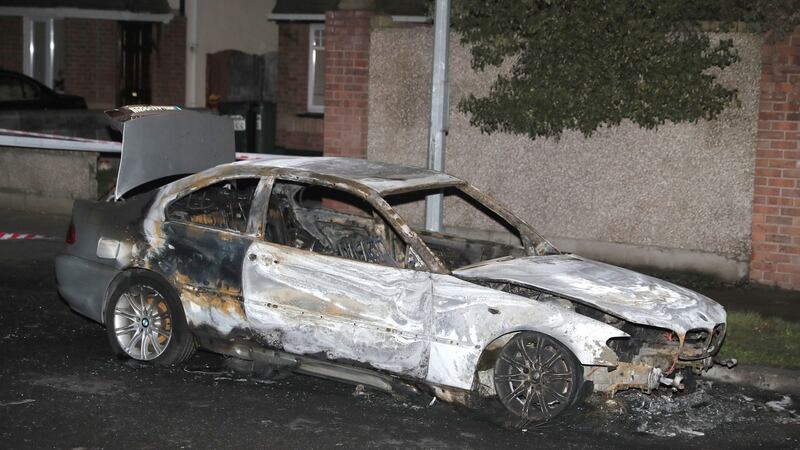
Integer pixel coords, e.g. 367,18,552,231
55,254,120,324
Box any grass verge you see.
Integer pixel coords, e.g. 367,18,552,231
719,311,800,369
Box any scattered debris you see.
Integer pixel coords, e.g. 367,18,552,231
581,380,763,438
0,399,35,406
766,395,797,416
213,377,248,383
183,367,227,376
677,428,705,437
352,384,367,397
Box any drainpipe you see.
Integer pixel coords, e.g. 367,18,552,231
185,0,199,107
425,0,450,232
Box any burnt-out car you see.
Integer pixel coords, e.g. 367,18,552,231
56,108,727,423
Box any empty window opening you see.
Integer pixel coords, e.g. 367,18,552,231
166,178,259,233
264,181,407,268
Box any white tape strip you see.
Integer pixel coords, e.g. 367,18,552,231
0,128,269,160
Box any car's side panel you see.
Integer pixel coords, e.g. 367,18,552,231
55,254,120,322
241,241,433,377
145,222,253,338
56,193,158,324
426,274,629,390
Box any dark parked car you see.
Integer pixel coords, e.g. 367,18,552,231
0,69,86,110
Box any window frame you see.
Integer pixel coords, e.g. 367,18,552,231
307,23,325,114
0,75,26,102
163,176,267,237
260,176,436,271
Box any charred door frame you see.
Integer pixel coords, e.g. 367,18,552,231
243,176,435,376
153,175,271,339
256,171,449,274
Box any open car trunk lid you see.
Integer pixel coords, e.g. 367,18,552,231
111,107,234,199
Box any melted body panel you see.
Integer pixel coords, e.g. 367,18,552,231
151,222,251,336
454,254,726,336
242,241,432,377
234,157,462,194
426,274,628,389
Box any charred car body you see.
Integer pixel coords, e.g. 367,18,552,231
56,108,727,422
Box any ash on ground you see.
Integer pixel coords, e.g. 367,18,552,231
564,380,799,438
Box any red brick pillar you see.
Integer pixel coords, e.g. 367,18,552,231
750,27,800,290
322,9,372,158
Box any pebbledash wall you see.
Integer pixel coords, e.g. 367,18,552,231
367,26,773,285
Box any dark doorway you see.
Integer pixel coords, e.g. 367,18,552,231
119,22,153,105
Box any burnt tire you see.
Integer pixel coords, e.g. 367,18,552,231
104,271,195,366
493,332,582,423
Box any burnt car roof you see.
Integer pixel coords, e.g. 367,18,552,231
234,156,465,195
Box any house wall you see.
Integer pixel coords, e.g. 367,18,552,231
62,19,120,109
368,27,762,282
749,27,800,289
276,22,324,152
189,0,278,107
151,16,187,106
323,10,372,158
0,16,22,72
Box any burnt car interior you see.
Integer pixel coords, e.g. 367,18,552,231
264,180,407,268
386,187,527,270
166,178,259,233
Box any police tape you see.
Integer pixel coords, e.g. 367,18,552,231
0,232,58,241
0,128,268,161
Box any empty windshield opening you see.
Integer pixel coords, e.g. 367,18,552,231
385,187,527,270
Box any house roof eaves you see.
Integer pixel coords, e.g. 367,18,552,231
0,6,172,22
267,13,429,23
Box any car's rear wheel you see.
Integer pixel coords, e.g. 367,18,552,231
493,332,581,422
104,272,195,366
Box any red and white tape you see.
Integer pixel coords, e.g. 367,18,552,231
0,232,57,241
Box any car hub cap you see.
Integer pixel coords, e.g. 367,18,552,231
494,333,575,421
113,285,173,361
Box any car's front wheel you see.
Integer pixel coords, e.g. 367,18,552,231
104,271,195,365
493,332,582,422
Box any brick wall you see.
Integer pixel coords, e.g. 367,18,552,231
750,27,800,290
63,19,119,109
276,23,323,153
151,17,186,106
0,16,22,72
322,10,371,158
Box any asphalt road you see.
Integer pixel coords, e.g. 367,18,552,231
1,215,799,449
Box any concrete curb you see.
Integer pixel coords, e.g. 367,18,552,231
705,364,800,395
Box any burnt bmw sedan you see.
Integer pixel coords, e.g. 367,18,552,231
56,108,727,423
